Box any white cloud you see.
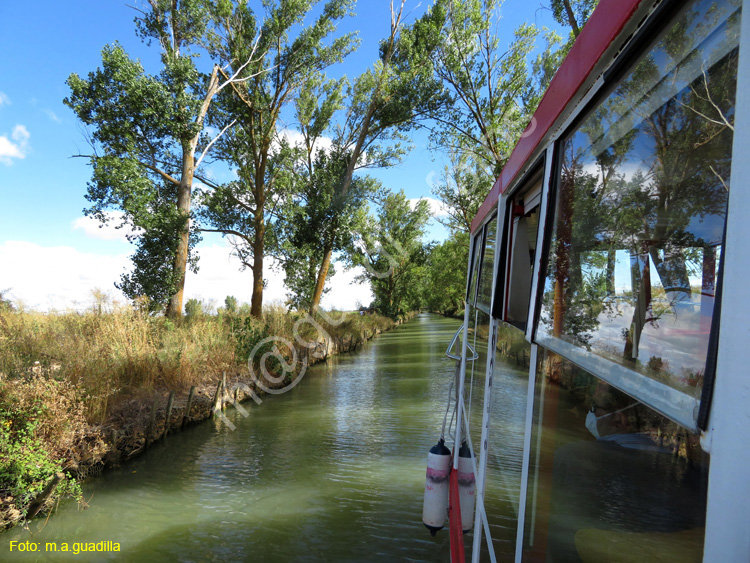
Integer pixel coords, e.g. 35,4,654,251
0,125,30,165
42,108,61,123
0,92,10,106
184,242,372,311
277,128,333,157
409,196,449,218
183,244,288,307
72,211,143,242
321,266,372,310
0,241,130,311
0,238,372,313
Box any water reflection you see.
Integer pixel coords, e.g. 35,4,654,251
4,314,529,562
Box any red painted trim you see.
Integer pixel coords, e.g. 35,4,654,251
449,466,465,563
470,0,644,234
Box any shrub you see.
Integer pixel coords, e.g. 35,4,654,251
0,378,91,515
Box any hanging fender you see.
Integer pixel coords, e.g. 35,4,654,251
422,438,451,536
458,441,476,533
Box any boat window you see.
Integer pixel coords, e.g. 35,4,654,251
536,0,740,428
521,349,709,562
476,212,498,312
467,231,484,306
499,169,543,330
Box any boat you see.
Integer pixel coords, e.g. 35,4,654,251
425,0,750,560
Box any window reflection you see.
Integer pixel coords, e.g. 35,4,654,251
477,214,498,310
523,350,708,562
468,234,484,305
539,0,740,399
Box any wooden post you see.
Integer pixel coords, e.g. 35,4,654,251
26,472,65,519
212,380,223,417
182,385,195,429
221,371,228,409
146,398,158,449
163,391,175,439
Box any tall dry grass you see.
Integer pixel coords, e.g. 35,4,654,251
0,306,235,423
0,302,395,523
0,304,393,422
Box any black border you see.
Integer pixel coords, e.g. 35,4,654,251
698,231,727,430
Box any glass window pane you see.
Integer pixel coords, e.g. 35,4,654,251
477,213,498,309
468,233,484,305
464,317,531,560
506,175,542,327
538,0,740,409
523,349,709,562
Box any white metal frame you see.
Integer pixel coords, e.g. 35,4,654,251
456,207,502,563
702,1,750,560
470,214,503,563
524,148,555,344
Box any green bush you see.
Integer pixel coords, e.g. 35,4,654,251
0,381,82,516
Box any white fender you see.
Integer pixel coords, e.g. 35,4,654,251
458,441,476,532
422,438,451,535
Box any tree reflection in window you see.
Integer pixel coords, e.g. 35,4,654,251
540,0,740,398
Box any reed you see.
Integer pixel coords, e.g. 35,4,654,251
0,304,393,423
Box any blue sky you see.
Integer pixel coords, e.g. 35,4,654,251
0,0,562,312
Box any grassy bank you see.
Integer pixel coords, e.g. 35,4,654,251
0,304,394,529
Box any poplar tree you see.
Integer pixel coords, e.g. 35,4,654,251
198,0,358,318
301,0,444,314
352,192,431,318
65,0,261,316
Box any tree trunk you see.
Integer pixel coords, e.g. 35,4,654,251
309,241,334,315
606,248,616,296
250,201,265,318
166,147,195,318
561,0,580,37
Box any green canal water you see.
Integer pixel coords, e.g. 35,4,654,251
4,314,529,562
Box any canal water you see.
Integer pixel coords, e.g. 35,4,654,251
4,314,529,562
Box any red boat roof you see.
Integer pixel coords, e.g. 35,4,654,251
470,0,644,234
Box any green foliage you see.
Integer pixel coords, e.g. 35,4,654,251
64,3,211,314
400,0,540,177
231,316,273,366
198,0,359,317
421,232,469,316
0,289,14,312
550,0,599,37
184,298,204,319
431,152,488,234
277,147,383,311
352,191,431,318
63,0,271,316
0,381,84,517
224,295,238,314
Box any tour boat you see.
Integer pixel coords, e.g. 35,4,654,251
424,0,750,560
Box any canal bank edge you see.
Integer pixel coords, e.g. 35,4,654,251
0,311,417,532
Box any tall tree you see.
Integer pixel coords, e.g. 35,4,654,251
431,150,487,234
352,191,431,318
403,0,540,178
550,0,599,38
421,231,470,316
277,151,381,311
275,74,385,311
65,0,262,316
198,0,358,318
302,0,445,314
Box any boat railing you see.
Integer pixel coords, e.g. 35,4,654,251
446,325,479,362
